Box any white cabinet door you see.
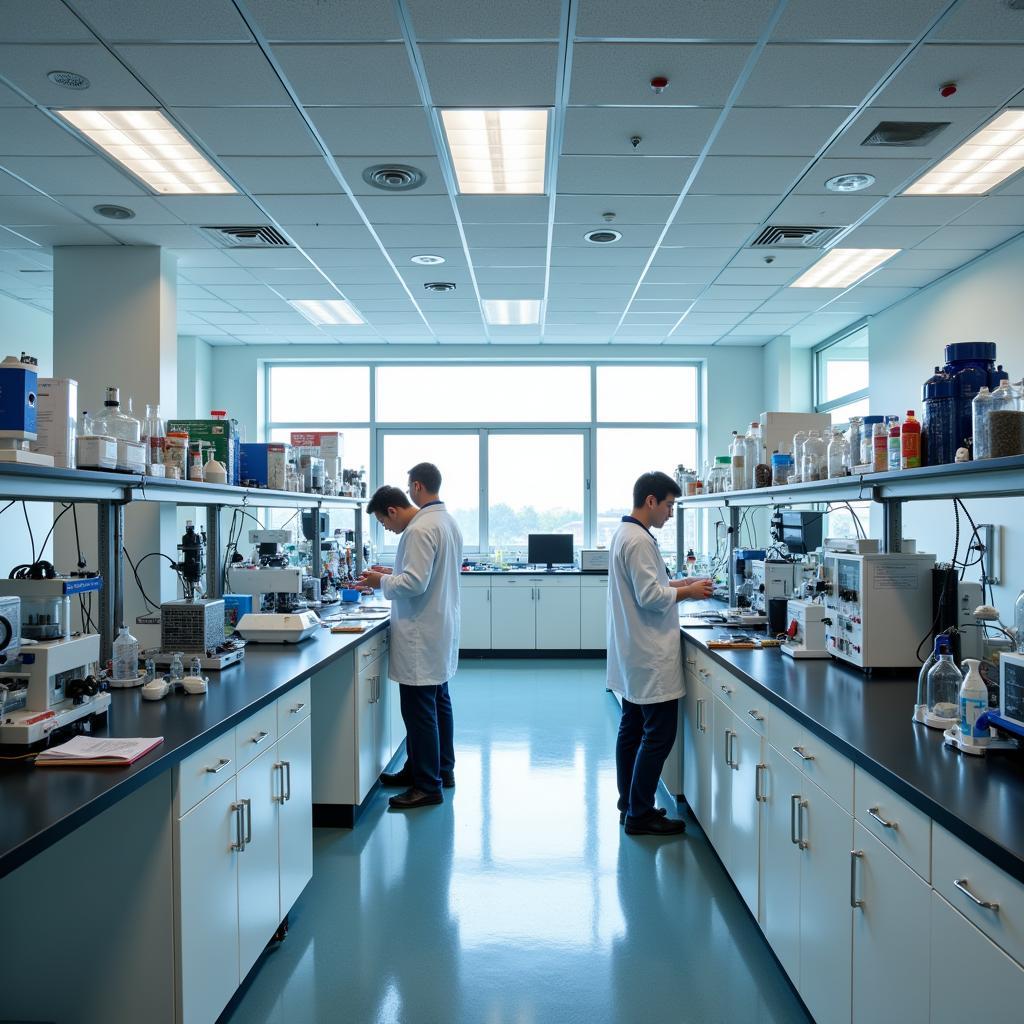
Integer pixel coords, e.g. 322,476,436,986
535,586,581,649
459,584,492,649
729,712,763,918
310,650,357,807
175,779,239,1024
683,676,712,831
388,677,405,763
491,585,536,649
761,742,802,984
799,780,854,1024
580,580,608,650
930,890,1024,1023
372,661,391,781
710,698,734,869
852,822,929,1024
660,702,683,799
278,716,313,919
356,655,379,803
236,745,280,980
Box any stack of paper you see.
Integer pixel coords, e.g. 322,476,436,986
35,736,163,767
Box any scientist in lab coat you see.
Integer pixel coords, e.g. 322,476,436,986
608,470,713,837
359,463,462,810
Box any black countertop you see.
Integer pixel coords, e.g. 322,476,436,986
0,617,389,879
682,629,1024,884
460,568,605,575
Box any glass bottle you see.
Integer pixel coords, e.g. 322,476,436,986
872,418,888,472
847,416,863,470
97,387,141,443
801,431,825,482
744,421,760,490
730,431,745,491
143,403,165,466
972,386,993,460
1014,589,1024,653
189,655,203,679
987,380,1024,459
792,430,807,483
926,639,962,728
827,431,849,478
901,409,922,469
112,625,139,682
169,653,185,686
79,409,93,436
887,416,902,472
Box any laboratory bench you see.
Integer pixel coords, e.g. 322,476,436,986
679,627,1024,1024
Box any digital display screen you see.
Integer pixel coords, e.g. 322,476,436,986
837,559,860,592
1003,658,1024,725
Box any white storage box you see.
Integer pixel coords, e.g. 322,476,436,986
76,435,117,471
33,377,77,468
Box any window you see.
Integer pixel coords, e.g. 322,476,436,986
266,361,701,556
815,325,869,425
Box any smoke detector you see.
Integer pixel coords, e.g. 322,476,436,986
47,70,90,90
411,254,445,265
362,164,425,191
585,229,622,244
423,281,456,292
93,204,135,220
825,173,876,193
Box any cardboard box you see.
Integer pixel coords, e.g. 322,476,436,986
290,430,343,479
33,377,78,468
166,417,239,485
240,442,290,490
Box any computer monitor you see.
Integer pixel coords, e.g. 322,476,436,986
527,534,575,571
778,510,823,555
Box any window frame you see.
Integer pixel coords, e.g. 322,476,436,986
813,322,869,422
264,360,701,555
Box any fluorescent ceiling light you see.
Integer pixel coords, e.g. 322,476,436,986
790,248,899,288
288,299,364,325
482,299,542,325
903,109,1024,195
55,109,235,195
441,109,548,194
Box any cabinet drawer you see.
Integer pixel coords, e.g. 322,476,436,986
357,632,386,668
235,702,278,770
766,706,805,769
794,729,853,813
713,674,770,736
175,728,237,816
492,575,534,588
580,575,608,588
854,767,931,882
933,824,1024,967
459,574,492,588
277,677,312,734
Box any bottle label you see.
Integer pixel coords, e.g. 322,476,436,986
961,695,987,737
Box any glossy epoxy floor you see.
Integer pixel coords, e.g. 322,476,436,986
226,660,812,1024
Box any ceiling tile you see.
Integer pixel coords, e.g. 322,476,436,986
715,266,805,286
57,194,183,224
549,246,652,266
244,0,401,40
474,268,545,285
914,224,1024,250
7,223,115,246
70,0,252,41
374,246,463,267
335,156,446,195
170,107,319,157
5,0,97,41
108,223,206,246
651,246,737,267
158,194,266,223
0,82,28,107
548,266,640,284
769,193,878,224
554,194,676,224
825,105,995,160
471,246,547,266
855,267,946,288
116,44,290,105
838,224,935,247
0,44,156,107
257,194,360,224
570,43,753,106
558,155,694,194
0,110,92,156
272,45,420,105
552,223,663,247
356,195,455,225
633,282,703,302
862,195,978,226
478,284,544,300
661,223,757,246
406,0,561,40
562,107,720,157
549,283,634,299
377,224,462,248
772,0,949,41
703,284,779,302
691,155,809,195
219,156,339,194
676,194,778,224
248,268,331,286
0,195,90,226
949,196,1024,227
288,223,381,248
458,195,549,223
179,266,260,286
737,44,903,106
229,248,319,267
419,44,558,106
886,248,984,270
310,107,435,158
643,266,718,285
169,248,239,267
688,297,762,312
794,156,930,195
874,44,1024,109
711,107,851,157
0,156,146,195
727,248,821,268
931,1,1024,42
463,223,548,248
575,0,777,40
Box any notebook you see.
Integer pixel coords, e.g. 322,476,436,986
35,736,164,767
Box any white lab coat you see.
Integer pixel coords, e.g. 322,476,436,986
606,519,684,705
381,502,463,686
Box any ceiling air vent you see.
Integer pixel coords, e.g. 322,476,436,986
861,121,950,147
424,281,456,292
362,164,425,191
750,225,843,249
200,225,290,248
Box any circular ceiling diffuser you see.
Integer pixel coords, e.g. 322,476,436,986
93,204,136,220
423,281,456,292
824,173,876,193
411,254,445,265
362,164,425,191
47,70,90,90
584,229,622,244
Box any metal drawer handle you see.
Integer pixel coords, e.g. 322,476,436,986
790,795,801,845
206,757,231,774
242,797,252,845
290,702,306,714
696,697,705,733
231,802,246,851
252,730,269,745
868,806,897,830
954,879,1000,912
274,762,286,803
728,731,738,771
755,763,766,803
720,684,732,695
724,729,732,768
748,708,764,722
850,850,864,908
283,760,292,803
792,745,815,762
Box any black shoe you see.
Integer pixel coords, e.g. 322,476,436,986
620,806,668,825
624,812,687,836
380,768,413,787
442,771,455,789
388,787,443,810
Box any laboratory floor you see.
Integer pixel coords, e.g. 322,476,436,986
224,659,812,1024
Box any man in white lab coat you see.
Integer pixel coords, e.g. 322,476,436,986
608,471,713,836
360,464,462,810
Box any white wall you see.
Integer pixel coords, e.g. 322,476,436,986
176,335,213,420
763,335,813,415
0,293,54,574
867,232,1024,611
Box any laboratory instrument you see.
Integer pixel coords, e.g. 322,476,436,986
822,551,935,669
750,559,801,616
770,510,823,556
730,548,765,608
781,599,831,659
0,574,103,643
580,548,609,572
0,353,53,467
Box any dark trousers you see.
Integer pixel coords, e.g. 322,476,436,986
399,681,455,795
616,697,679,820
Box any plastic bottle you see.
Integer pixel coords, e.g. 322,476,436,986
112,626,139,682
922,366,956,466
686,549,696,576
1014,589,1024,653
730,442,745,492
170,652,185,684
143,403,165,467
901,409,921,470
972,386,993,460
744,422,759,490
847,416,863,469
801,431,825,482
959,658,989,740
926,639,962,726
861,415,883,466
887,416,902,472
826,431,848,478
872,419,888,472
189,655,203,678
792,430,807,482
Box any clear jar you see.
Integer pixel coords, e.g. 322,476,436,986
713,456,731,493
771,451,792,486
827,431,850,478
801,431,825,482
972,386,993,459
926,645,962,727
847,416,863,469
744,422,760,490
143,403,165,466
96,386,141,443
792,430,807,481
987,380,1024,459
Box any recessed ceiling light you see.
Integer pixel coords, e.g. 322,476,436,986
584,229,622,243
362,164,425,191
47,70,89,90
54,109,235,195
824,173,876,193
424,281,456,292
790,248,900,288
482,299,542,325
288,298,364,325
411,254,445,265
93,203,135,220
902,109,1024,195
440,109,549,194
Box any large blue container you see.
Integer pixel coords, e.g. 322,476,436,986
943,343,1007,457
0,354,38,439
922,366,957,466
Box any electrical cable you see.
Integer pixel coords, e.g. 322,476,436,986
21,502,35,564
122,546,160,612
37,503,73,556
